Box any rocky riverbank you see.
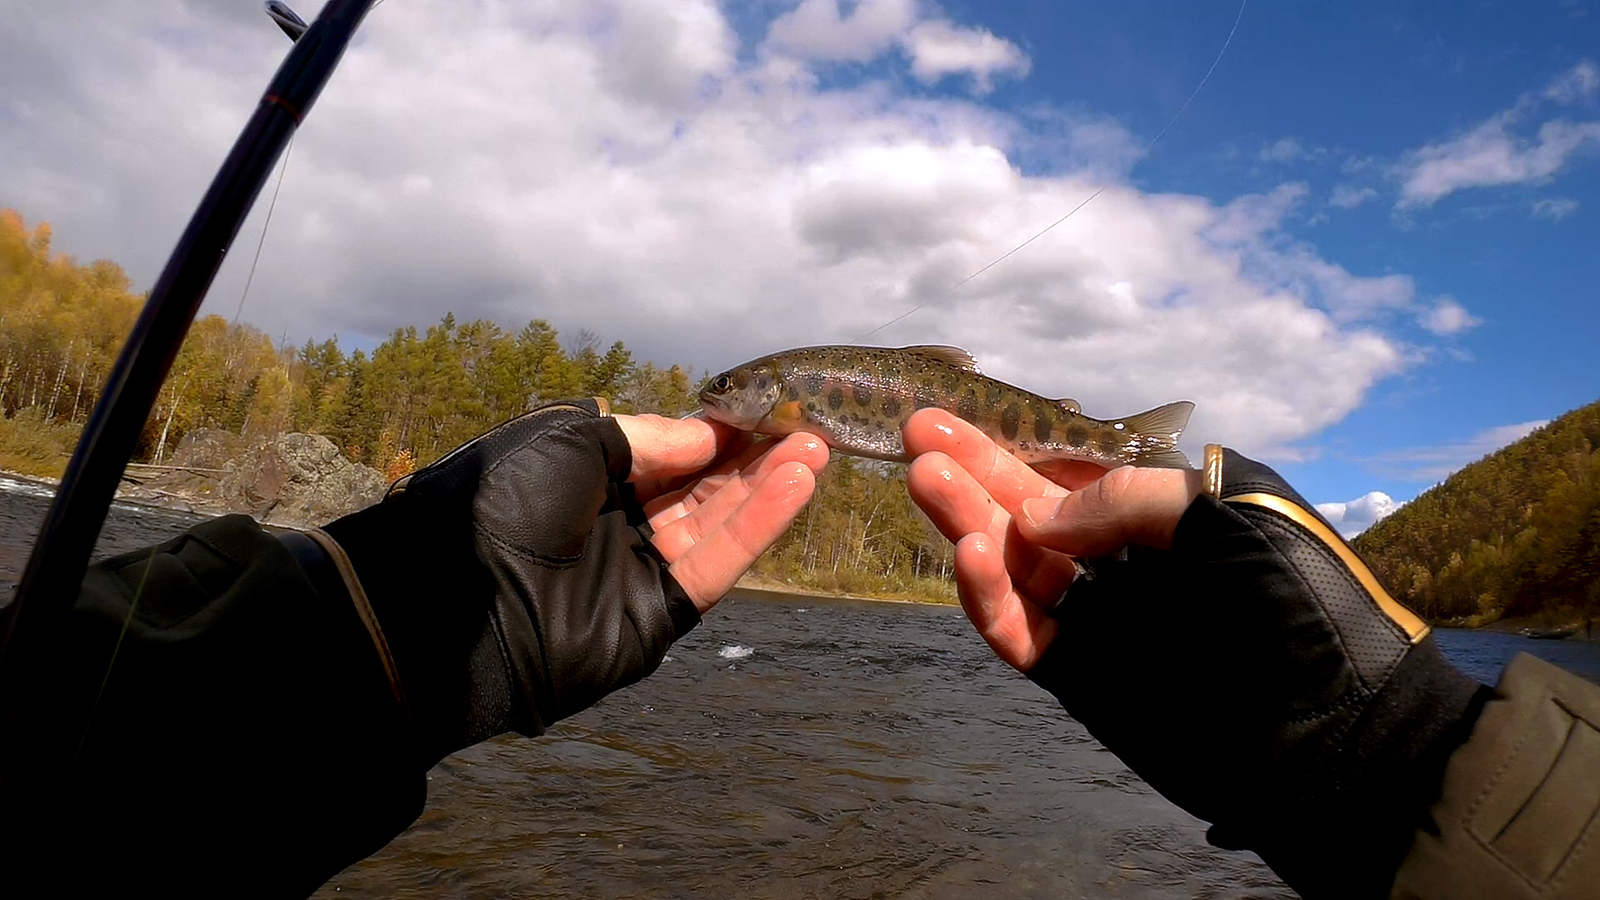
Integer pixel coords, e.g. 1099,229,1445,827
115,428,386,529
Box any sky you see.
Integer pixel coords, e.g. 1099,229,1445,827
2,0,1598,536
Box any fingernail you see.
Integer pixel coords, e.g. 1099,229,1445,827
1021,497,1064,528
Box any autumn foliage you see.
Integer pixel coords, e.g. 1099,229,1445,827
1354,400,1600,627
0,209,956,600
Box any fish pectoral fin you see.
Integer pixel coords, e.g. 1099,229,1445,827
1051,397,1081,414
1120,400,1195,440
900,345,981,374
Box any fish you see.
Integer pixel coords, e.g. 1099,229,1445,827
698,345,1194,469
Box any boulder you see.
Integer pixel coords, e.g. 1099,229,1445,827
127,432,387,527
220,433,387,526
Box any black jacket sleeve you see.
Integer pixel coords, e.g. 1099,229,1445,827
1,514,423,899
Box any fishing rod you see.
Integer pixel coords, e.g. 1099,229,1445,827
0,0,374,763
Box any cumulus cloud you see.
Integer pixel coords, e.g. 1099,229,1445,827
1328,184,1378,209
765,0,914,63
903,19,1030,93
1397,61,1600,207
1370,421,1550,482
1531,197,1580,220
1316,492,1403,539
0,0,1442,460
764,0,1027,94
1418,297,1482,336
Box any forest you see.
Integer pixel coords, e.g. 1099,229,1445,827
0,209,954,602
1354,399,1600,627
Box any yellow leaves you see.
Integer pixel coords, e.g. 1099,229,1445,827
383,448,417,483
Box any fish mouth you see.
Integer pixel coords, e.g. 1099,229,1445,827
696,390,731,423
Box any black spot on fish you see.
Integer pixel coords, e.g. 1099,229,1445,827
853,385,872,407
957,391,979,423
804,372,824,396
785,385,800,402
1033,409,1053,443
941,372,962,393
1098,431,1121,457
985,383,1004,408
1001,403,1021,441
1067,424,1090,447
882,397,902,418
806,402,818,413
828,387,844,411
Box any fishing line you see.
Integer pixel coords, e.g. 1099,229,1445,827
231,131,296,325
854,0,1249,343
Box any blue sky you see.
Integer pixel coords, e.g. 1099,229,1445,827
763,0,1600,521
973,1,1600,516
2,0,1597,533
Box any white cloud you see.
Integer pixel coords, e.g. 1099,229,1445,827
1328,184,1378,209
1259,137,1306,163
1544,59,1600,103
0,0,1440,461
765,0,914,63
765,1,1029,95
903,20,1030,94
1397,61,1600,207
1371,421,1550,482
1317,492,1403,539
1532,197,1580,220
1418,297,1482,336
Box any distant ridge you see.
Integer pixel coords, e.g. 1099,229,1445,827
1353,399,1600,625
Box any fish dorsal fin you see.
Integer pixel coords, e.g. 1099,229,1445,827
900,345,980,374
1052,397,1081,415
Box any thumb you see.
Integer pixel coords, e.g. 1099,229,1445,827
1016,467,1203,558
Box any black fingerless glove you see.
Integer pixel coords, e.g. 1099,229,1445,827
1027,448,1490,899
318,400,700,765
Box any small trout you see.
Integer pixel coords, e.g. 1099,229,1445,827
699,345,1194,468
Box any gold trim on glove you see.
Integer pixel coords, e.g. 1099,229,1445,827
1223,492,1430,644
1203,444,1225,499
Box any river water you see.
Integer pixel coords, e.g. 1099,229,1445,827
2,477,1597,898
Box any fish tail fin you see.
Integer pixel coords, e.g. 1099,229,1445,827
1121,400,1195,469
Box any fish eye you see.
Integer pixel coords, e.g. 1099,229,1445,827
712,374,732,392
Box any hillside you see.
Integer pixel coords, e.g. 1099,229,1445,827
1353,399,1600,625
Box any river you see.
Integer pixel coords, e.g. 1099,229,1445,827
1,478,1597,898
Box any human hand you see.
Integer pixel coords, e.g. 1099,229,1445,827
903,408,1200,672
617,413,827,613
904,407,1482,898
320,400,825,755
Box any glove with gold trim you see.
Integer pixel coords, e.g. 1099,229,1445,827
1026,448,1491,899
